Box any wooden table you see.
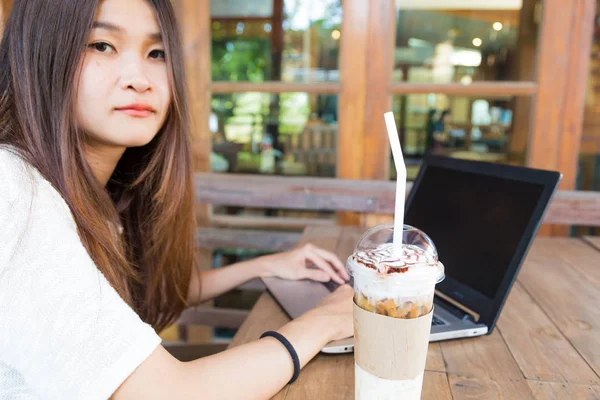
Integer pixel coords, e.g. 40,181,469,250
229,227,600,399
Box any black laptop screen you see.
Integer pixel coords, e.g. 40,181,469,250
405,165,545,299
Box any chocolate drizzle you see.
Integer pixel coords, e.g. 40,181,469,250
351,243,436,274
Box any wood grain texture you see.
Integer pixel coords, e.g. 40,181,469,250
551,0,597,236
528,381,600,400
196,172,600,226
508,0,537,160
389,82,536,96
441,330,535,399
177,306,249,329
337,0,395,225
228,229,600,399
196,227,301,252
518,238,600,377
176,0,212,228
211,215,335,231
337,0,369,226
583,236,600,252
527,0,596,236
195,172,399,214
554,0,597,191
543,190,600,227
527,0,573,171
422,372,453,400
361,0,396,181
497,282,600,384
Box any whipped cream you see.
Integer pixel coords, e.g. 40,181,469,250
348,243,443,300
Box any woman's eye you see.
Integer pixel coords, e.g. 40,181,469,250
88,42,114,54
149,49,166,60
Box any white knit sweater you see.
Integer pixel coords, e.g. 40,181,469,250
0,147,161,399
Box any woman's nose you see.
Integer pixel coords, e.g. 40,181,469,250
119,57,151,93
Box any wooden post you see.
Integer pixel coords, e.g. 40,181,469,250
507,0,537,165
173,0,214,343
174,0,212,228
1,0,13,30
528,0,596,235
338,0,396,225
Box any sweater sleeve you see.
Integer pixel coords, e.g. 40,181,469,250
0,149,162,400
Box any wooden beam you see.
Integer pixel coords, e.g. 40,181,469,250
338,0,396,225
176,0,212,229
195,172,398,214
389,82,536,96
196,227,301,252
507,0,537,164
209,81,341,94
178,307,250,329
527,0,572,171
338,0,369,186
542,190,600,227
528,0,597,235
195,173,600,227
211,214,335,230
362,0,396,180
552,0,597,235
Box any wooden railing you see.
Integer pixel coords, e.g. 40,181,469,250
196,170,600,239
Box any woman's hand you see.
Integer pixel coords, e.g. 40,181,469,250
302,284,355,342
260,243,350,285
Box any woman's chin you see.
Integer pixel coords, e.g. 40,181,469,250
120,134,158,148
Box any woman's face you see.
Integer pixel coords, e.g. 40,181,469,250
76,0,170,150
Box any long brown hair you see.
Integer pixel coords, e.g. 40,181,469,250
0,0,197,332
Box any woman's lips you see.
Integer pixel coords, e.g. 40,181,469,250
116,108,154,117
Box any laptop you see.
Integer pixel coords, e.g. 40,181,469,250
262,155,562,353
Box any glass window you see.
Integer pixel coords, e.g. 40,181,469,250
211,92,338,177
211,0,342,82
390,93,529,180
393,2,539,83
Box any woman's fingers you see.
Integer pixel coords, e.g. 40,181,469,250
304,248,346,284
303,267,331,282
312,246,350,281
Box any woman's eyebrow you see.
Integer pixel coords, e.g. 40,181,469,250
92,21,163,42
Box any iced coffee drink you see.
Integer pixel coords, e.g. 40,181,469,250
347,224,444,400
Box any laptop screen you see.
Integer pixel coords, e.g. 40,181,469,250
404,164,546,300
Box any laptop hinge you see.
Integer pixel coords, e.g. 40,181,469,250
435,290,481,323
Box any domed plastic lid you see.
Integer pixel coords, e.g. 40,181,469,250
349,224,445,283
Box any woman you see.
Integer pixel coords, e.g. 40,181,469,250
0,1,354,399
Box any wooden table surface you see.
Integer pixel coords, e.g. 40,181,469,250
229,227,600,399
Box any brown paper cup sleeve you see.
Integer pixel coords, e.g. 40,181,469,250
353,302,433,381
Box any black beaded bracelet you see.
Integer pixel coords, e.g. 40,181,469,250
260,331,301,384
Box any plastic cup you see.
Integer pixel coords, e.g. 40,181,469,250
347,224,445,400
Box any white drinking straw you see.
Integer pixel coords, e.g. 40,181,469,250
384,112,406,258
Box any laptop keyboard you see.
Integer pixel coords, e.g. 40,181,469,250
432,315,447,326
324,280,340,292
